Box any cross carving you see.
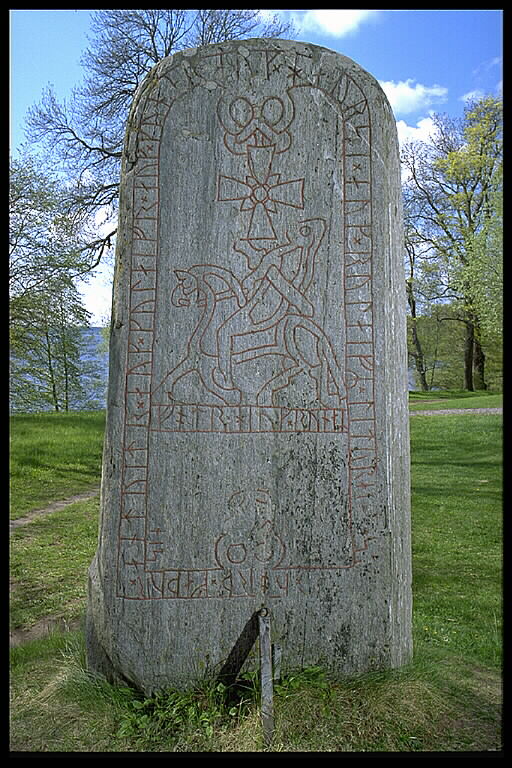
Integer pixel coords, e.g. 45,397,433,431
217,144,304,242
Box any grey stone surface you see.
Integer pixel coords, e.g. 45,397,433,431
87,38,412,693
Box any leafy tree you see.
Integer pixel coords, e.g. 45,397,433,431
25,10,295,267
9,153,101,351
401,96,502,390
407,302,502,392
408,305,467,391
9,154,107,412
404,189,431,391
10,277,106,412
462,167,503,340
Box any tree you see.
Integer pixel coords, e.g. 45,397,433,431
401,96,502,390
25,10,295,270
407,305,466,391
9,153,99,353
10,277,106,412
404,188,431,391
407,300,502,392
462,166,503,340
10,154,107,412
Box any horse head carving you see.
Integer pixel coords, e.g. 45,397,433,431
171,270,203,308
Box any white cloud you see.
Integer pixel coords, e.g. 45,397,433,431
396,116,436,147
472,55,502,77
461,81,502,102
79,262,114,326
289,9,380,38
460,88,486,104
379,78,448,116
396,117,437,183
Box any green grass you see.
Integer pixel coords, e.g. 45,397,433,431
10,498,99,630
9,411,105,519
9,407,502,752
409,413,502,669
409,389,502,411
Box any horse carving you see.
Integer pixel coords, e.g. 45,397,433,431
152,218,346,409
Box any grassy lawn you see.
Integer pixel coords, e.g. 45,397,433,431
410,413,502,669
9,406,502,752
9,411,105,519
10,498,99,631
409,389,502,411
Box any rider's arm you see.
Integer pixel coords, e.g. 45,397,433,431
243,245,301,297
265,265,314,317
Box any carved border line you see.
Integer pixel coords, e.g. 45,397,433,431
339,79,377,566
117,72,175,599
116,48,377,599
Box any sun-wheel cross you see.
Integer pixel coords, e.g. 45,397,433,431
217,144,304,243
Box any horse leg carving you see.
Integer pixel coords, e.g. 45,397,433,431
281,317,346,409
256,363,305,407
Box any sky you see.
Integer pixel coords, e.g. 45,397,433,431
10,9,503,324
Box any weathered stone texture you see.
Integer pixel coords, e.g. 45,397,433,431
87,38,412,693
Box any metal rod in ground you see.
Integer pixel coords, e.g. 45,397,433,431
258,607,274,747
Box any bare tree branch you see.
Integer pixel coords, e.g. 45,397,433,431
23,10,296,275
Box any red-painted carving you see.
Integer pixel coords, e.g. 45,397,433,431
151,218,346,415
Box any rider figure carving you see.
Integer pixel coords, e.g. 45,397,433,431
213,218,326,392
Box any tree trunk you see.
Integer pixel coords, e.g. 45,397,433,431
61,323,70,412
406,279,429,391
44,327,60,411
463,321,475,391
410,322,429,391
473,336,487,390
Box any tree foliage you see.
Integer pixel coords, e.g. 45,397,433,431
407,302,502,392
9,154,98,350
402,96,502,390
407,305,466,391
9,154,107,411
461,167,502,339
10,276,107,412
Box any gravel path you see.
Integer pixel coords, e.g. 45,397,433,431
410,407,502,416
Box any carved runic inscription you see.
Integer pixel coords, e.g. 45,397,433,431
117,44,379,600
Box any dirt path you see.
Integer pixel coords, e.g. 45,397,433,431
10,488,100,647
9,616,83,648
410,407,502,416
10,486,100,534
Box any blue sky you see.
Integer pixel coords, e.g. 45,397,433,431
9,9,503,322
